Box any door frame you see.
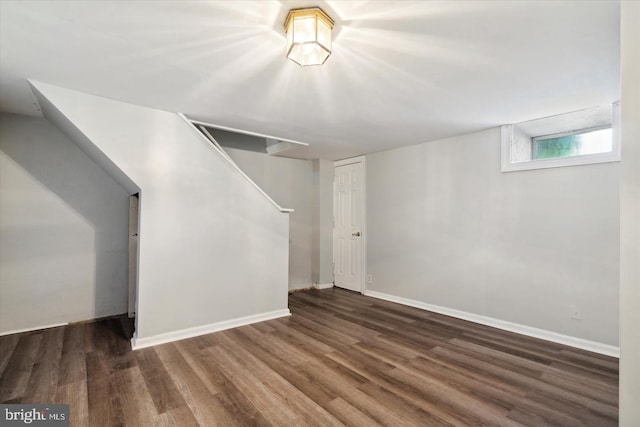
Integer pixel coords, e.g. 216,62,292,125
333,156,367,294
128,193,140,319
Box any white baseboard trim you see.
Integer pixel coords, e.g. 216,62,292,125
364,290,619,358
131,308,291,350
0,322,69,336
313,283,334,290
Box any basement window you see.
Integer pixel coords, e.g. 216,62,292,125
532,126,613,160
501,103,620,172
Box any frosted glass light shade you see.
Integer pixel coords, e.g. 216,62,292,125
284,7,334,66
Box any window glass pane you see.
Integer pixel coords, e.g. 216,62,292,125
533,128,612,160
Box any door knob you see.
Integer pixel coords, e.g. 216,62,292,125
352,231,361,237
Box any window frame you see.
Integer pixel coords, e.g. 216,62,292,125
501,102,620,172
531,124,613,160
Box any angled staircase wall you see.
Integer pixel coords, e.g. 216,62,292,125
30,81,291,348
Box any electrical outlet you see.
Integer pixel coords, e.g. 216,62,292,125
570,309,581,320
367,275,372,284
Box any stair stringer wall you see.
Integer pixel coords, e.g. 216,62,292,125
30,81,290,346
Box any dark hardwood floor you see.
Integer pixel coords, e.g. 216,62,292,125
0,288,618,426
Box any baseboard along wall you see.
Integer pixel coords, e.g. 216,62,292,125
0,322,69,337
131,309,291,350
364,290,619,358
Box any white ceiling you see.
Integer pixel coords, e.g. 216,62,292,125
0,1,620,160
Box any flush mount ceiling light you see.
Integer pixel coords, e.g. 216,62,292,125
284,7,334,66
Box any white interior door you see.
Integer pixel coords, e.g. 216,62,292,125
334,160,364,292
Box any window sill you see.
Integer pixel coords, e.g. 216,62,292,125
501,151,620,172
500,102,620,173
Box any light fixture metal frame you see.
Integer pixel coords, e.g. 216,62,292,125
284,7,334,67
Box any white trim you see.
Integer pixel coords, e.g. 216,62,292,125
266,140,305,156
131,309,291,350
198,124,235,163
502,146,620,172
177,113,294,213
1,322,68,336
333,156,367,294
334,155,366,167
361,158,367,294
364,290,619,358
500,124,515,172
186,117,309,149
313,283,334,289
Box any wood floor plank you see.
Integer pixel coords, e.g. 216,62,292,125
387,365,523,427
242,325,313,367
98,319,137,373
269,319,336,355
370,303,434,322
0,288,619,426
175,339,272,426
539,371,618,406
456,335,618,382
326,397,383,427
232,327,341,406
356,381,454,427
408,353,528,399
354,338,417,366
433,345,618,420
85,351,124,426
332,384,417,426
288,312,362,346
323,347,478,426
438,341,548,380
211,332,343,426
549,360,618,385
154,342,244,427
159,406,200,427
507,407,584,427
251,321,276,334
55,380,89,427
206,344,305,425
82,322,96,354
135,347,189,415
170,340,220,397
452,337,619,393
22,326,65,403
0,333,42,402
58,323,87,386
0,334,20,377
527,391,617,427
113,366,164,426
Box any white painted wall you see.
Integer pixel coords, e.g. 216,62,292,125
0,113,129,333
312,159,334,286
29,82,290,346
619,1,640,424
366,127,620,346
224,148,313,290
222,150,335,290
